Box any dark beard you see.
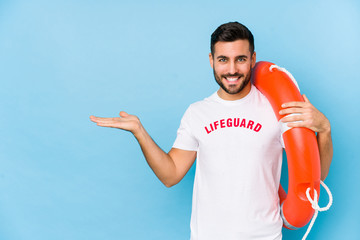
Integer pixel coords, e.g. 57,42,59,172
213,68,251,95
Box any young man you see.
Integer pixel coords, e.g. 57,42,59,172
90,22,333,240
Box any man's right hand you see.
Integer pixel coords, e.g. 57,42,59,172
90,111,142,135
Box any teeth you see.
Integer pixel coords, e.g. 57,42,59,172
226,77,238,82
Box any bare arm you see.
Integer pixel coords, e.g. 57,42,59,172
279,94,333,181
90,111,196,187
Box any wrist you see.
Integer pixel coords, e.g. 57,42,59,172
320,119,331,134
132,123,146,140
318,124,331,136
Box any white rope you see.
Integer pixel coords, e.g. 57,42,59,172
269,64,300,91
302,180,333,240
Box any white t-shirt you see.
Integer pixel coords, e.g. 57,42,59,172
173,85,284,240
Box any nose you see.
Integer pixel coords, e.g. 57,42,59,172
229,61,237,74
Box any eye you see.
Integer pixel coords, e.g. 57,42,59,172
237,58,246,62
219,58,227,62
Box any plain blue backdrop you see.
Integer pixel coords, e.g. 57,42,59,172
0,0,359,239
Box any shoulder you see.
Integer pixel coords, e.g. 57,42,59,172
179,93,217,120
188,92,218,110
251,85,273,107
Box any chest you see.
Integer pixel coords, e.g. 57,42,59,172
191,103,281,151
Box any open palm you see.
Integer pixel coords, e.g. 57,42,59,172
90,111,141,133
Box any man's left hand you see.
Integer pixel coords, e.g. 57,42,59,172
279,94,330,133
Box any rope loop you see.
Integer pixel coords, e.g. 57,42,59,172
302,180,333,240
306,187,319,210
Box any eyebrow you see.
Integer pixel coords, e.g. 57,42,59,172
216,55,248,59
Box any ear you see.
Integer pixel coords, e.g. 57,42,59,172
251,51,257,68
209,53,214,69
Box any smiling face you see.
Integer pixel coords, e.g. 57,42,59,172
209,39,256,100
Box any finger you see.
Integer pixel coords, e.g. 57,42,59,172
286,121,308,128
286,120,318,131
119,111,129,117
91,118,119,125
280,114,304,123
302,94,310,103
90,116,111,121
90,115,106,123
281,101,306,108
286,122,303,128
96,122,119,128
279,107,306,115
97,121,135,131
90,115,100,119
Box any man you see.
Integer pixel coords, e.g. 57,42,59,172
90,22,333,240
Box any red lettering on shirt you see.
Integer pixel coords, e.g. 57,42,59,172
203,117,263,134
214,121,219,130
226,118,232,127
233,118,240,127
247,120,254,130
254,123,262,132
205,126,212,134
220,119,225,128
240,119,246,128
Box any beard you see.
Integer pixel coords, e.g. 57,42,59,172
213,67,252,95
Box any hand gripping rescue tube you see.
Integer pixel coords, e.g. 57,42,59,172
251,61,321,230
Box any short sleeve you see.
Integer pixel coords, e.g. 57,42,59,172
172,106,198,151
279,121,289,149
280,134,285,149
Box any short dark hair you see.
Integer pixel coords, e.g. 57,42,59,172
210,22,254,55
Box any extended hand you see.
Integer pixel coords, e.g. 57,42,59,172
90,111,142,134
279,94,330,133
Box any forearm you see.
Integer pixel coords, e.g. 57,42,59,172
133,125,176,187
90,112,188,187
317,128,333,181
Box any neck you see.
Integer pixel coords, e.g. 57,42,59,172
217,82,252,101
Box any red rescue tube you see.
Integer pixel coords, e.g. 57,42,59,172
251,61,321,230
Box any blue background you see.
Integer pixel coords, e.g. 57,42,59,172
1,0,359,239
